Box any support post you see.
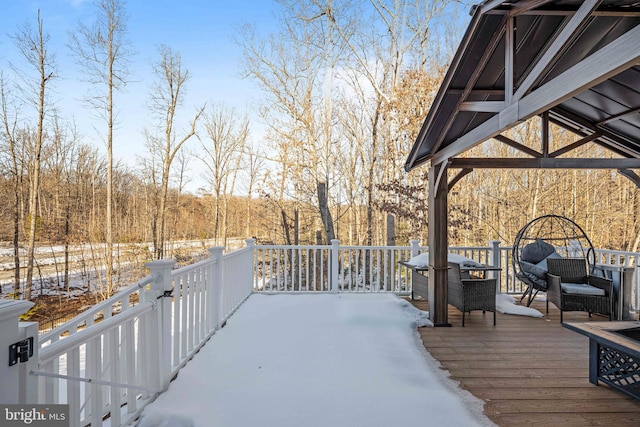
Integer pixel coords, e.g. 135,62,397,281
330,239,340,293
0,300,35,404
145,259,176,391
428,163,450,326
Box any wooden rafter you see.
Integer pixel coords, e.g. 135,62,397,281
550,107,640,158
449,157,640,169
513,0,602,101
428,17,507,156
597,106,640,126
459,101,506,112
493,134,542,157
548,133,601,158
431,24,640,166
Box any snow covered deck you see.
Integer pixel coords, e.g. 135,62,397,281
137,294,494,427
4,240,639,426
412,298,640,426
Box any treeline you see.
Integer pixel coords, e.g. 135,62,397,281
2,1,639,302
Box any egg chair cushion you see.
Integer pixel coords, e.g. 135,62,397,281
521,238,556,264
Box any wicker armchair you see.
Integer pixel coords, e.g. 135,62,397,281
447,262,497,327
546,258,613,322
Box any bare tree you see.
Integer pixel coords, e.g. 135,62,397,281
68,0,132,295
146,45,203,259
241,0,342,244
11,11,57,300
197,103,249,245
239,146,265,238
0,72,25,296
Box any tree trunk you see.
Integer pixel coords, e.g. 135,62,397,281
317,181,335,243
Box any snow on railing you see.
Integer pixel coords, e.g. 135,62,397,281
253,240,416,294
252,240,510,295
9,240,256,427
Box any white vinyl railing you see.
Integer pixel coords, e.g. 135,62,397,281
9,241,255,427
6,238,639,427
253,240,416,294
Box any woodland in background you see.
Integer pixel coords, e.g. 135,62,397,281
1,0,639,302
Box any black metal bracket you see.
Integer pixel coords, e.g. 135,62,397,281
9,336,34,366
158,290,174,299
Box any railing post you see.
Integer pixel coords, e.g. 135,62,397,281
208,247,225,329
18,322,39,403
245,238,256,295
330,239,340,293
489,240,502,293
145,259,176,391
0,300,35,404
410,240,420,257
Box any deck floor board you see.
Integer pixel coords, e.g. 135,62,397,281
410,298,640,426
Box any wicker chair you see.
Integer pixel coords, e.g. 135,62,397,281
546,258,613,322
447,262,497,327
513,215,596,307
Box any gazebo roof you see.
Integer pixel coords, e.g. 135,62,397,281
405,0,640,173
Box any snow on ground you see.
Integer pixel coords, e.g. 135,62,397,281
137,293,496,427
496,293,543,317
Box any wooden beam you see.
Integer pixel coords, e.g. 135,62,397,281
433,160,450,198
480,0,507,14
541,111,549,157
504,9,640,17
428,164,450,327
449,158,640,169
485,6,640,17
519,24,640,119
429,18,506,156
548,132,601,158
404,11,486,170
549,107,640,158
431,25,640,166
509,0,555,16
448,168,474,191
597,106,640,126
505,16,514,105
513,0,602,101
618,169,640,188
449,88,505,96
459,101,506,112
493,134,542,157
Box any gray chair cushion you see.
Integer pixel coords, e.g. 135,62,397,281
520,260,547,278
560,282,605,296
521,239,556,264
535,251,562,270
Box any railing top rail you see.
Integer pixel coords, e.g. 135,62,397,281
254,244,331,250
223,245,253,259
338,245,413,250
595,248,640,257
170,255,218,278
39,274,158,342
39,301,155,365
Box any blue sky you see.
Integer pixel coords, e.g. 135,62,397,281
0,0,275,188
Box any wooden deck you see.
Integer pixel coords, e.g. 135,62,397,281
410,297,640,426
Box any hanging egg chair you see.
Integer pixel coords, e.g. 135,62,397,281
512,214,595,306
